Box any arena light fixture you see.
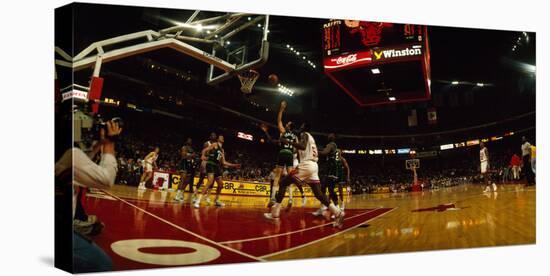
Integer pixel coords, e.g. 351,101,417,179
476,83,484,87
277,83,294,96
440,144,454,150
285,44,316,70
388,97,396,101
397,148,411,154
371,68,381,74
451,81,459,85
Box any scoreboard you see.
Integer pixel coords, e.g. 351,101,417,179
322,19,431,107
323,20,426,57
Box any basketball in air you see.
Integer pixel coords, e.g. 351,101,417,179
268,74,279,86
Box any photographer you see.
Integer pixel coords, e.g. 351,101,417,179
55,119,122,273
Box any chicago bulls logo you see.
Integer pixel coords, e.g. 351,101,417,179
348,21,391,47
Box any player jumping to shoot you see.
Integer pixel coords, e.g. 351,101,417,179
264,122,345,227
261,100,306,207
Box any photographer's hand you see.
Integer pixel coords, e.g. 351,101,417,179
102,121,123,155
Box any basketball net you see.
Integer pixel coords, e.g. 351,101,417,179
237,69,259,94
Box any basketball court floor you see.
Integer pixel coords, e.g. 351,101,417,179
82,183,535,271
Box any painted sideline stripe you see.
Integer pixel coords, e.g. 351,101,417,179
259,207,397,259
219,208,381,244
103,190,266,262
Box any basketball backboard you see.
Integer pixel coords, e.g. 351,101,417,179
406,159,420,170
54,11,270,90
205,15,270,85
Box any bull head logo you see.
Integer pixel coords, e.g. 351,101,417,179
348,21,391,47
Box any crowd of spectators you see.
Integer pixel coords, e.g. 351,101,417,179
100,103,534,194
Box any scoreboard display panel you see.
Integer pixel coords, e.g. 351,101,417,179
322,19,431,107
323,20,426,57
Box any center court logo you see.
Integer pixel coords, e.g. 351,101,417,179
374,46,422,60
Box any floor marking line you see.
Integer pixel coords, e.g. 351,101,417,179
259,207,398,259
103,190,266,262
219,208,381,244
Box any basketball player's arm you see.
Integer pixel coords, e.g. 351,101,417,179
201,143,216,161
220,153,241,169
287,132,308,150
260,126,280,144
342,156,351,183
277,101,287,134
182,146,195,160
318,143,335,156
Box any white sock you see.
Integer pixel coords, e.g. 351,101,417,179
328,203,342,215
271,203,282,217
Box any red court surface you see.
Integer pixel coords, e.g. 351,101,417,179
82,189,393,270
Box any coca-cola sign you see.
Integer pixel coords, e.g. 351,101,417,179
324,51,372,70
336,54,357,65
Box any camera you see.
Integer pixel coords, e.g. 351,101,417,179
73,108,124,148
91,114,124,142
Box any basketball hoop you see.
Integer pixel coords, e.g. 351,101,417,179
406,159,420,170
237,69,259,94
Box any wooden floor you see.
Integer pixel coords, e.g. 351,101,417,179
267,184,536,260
85,183,535,270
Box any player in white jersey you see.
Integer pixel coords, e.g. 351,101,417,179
286,152,307,207
264,122,345,227
480,142,497,192
137,146,159,190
